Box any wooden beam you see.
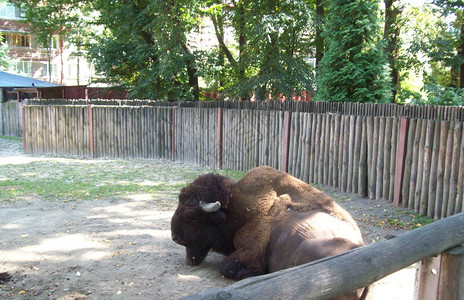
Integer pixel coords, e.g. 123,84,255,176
182,212,464,300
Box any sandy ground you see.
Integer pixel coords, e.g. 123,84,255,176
0,138,417,299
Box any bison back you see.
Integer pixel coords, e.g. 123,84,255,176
266,210,364,272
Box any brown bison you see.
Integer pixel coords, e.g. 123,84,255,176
171,166,366,297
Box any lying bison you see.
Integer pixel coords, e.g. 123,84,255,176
171,166,367,297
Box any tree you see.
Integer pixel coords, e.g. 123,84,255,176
87,0,201,100
431,0,464,88
201,0,316,100
316,0,391,102
18,0,320,100
16,0,82,83
399,3,464,105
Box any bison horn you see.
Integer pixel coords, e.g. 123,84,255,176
199,201,221,213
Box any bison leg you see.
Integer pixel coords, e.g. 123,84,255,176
218,220,273,280
220,194,293,280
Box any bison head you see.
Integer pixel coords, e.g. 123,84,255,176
171,173,235,266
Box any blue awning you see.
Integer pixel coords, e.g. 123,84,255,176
0,71,63,88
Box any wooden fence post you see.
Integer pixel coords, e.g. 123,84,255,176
22,104,26,152
394,117,409,207
217,108,223,169
171,107,176,161
414,244,464,300
282,111,292,173
88,104,94,158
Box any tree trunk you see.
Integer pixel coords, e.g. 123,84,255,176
384,0,401,103
459,20,464,88
212,14,236,66
182,44,200,101
315,0,324,66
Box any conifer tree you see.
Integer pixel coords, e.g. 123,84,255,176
316,0,392,102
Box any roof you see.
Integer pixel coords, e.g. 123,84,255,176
0,71,63,88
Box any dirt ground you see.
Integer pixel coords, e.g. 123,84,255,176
0,138,418,299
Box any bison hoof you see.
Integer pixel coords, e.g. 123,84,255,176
219,260,245,279
219,260,264,280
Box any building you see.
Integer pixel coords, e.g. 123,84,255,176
0,1,97,86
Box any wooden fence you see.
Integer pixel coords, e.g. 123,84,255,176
21,101,464,219
0,100,22,137
24,98,464,121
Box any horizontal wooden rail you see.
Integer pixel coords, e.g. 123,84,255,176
182,212,464,300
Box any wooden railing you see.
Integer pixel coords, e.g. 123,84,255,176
181,213,464,300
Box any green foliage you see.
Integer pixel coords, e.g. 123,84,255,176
234,0,316,99
0,36,13,71
402,2,464,90
316,0,392,102
15,0,81,48
86,0,200,100
17,0,464,104
199,0,316,100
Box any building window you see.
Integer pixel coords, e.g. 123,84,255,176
49,35,59,49
15,60,32,76
2,33,30,47
42,62,57,78
0,3,24,20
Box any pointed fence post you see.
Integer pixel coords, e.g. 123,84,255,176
394,117,409,207
217,108,223,169
282,111,292,173
171,106,176,161
88,104,94,158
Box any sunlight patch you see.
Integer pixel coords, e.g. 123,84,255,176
80,250,111,261
27,234,106,253
126,194,154,201
1,234,108,263
101,229,170,239
1,223,23,229
177,274,202,281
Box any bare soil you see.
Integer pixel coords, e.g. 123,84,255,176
0,138,417,299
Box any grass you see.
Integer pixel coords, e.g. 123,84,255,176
376,210,435,229
0,136,21,140
0,137,245,202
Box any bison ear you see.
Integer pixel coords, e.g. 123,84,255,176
182,206,205,219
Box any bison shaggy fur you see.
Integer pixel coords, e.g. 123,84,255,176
171,166,365,292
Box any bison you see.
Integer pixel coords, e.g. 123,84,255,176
171,166,366,297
